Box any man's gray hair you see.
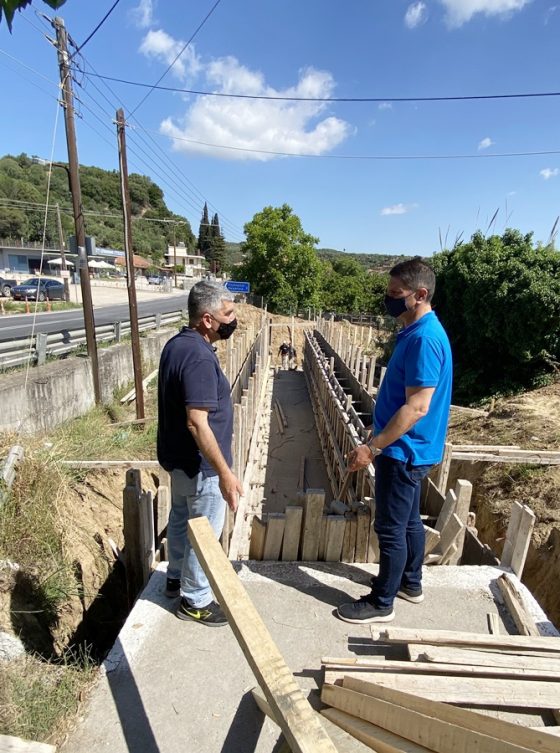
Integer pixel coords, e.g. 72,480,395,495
188,279,234,323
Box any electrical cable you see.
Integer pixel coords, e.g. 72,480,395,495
69,0,123,59
128,0,223,117
76,69,560,105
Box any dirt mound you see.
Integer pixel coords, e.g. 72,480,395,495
448,380,560,625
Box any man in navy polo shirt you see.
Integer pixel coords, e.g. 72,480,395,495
337,258,452,624
157,280,242,626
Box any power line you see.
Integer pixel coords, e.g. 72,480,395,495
129,0,223,117
69,0,123,59
75,70,560,104
140,128,560,161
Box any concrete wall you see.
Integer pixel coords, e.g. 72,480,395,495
0,329,176,434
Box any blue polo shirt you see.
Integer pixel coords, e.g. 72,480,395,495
157,327,233,478
373,311,452,466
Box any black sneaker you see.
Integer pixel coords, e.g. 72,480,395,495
397,586,424,603
337,595,395,624
165,577,180,598
176,598,228,627
369,575,424,604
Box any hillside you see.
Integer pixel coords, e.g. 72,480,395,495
317,247,413,271
0,153,196,266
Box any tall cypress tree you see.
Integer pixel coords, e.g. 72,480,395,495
208,212,226,273
197,202,211,259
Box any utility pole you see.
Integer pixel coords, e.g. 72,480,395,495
55,203,70,302
116,108,145,421
53,17,101,403
173,225,178,289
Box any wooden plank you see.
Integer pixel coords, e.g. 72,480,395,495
0,735,56,753
497,573,540,637
435,441,452,495
364,497,379,563
423,526,440,556
281,506,303,561
275,399,288,427
325,671,560,708
341,513,357,562
322,658,560,680
487,613,501,634
321,707,432,753
354,506,370,563
407,643,560,672
123,468,147,607
437,513,463,561
510,505,535,577
188,517,338,753
252,688,372,753
447,479,472,564
324,516,346,562
262,513,285,561
341,676,558,753
531,727,560,737
317,514,329,561
372,626,560,652
501,501,523,568
301,489,326,561
249,516,267,560
423,477,445,518
434,488,457,533
323,683,540,753
62,460,160,469
451,451,560,465
273,402,285,435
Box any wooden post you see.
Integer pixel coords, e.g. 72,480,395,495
447,479,472,565
262,513,285,560
435,442,452,495
281,506,303,561
249,517,267,560
123,469,146,607
301,489,326,560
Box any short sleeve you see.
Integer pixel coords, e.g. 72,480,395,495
404,337,443,388
179,356,219,408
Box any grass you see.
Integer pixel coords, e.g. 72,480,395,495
0,650,96,744
1,300,80,314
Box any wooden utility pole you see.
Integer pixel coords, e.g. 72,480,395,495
173,225,177,289
55,203,70,302
53,17,101,403
116,108,145,421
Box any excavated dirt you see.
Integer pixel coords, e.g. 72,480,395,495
447,381,560,626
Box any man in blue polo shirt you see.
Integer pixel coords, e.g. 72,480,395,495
337,258,452,624
157,280,242,627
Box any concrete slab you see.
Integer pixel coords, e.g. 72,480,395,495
61,562,557,753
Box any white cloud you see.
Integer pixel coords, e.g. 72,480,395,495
380,203,418,216
545,5,558,24
478,136,494,150
378,102,393,110
139,29,202,80
405,2,428,28
130,0,155,28
540,168,559,180
438,1,532,27
160,59,351,161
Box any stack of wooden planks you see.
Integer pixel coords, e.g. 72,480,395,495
320,625,560,751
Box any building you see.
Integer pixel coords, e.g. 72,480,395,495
164,243,205,278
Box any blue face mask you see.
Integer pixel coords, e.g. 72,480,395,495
384,294,409,318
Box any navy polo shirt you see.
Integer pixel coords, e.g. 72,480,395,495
157,327,233,478
373,311,453,466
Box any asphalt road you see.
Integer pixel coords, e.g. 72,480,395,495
0,295,189,342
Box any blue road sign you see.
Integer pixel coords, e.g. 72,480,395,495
224,280,250,294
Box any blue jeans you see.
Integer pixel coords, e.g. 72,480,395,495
372,455,432,610
167,470,226,608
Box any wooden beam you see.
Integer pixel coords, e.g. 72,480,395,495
301,490,326,561
497,573,540,637
423,526,440,557
341,677,559,753
447,479,472,564
354,505,370,563
435,442,452,494
372,627,560,652
322,683,541,753
407,643,560,672
262,513,285,561
487,613,501,635
61,460,160,469
252,688,372,753
324,671,560,708
281,506,303,561
321,707,432,753
501,502,535,578
434,488,457,533
249,516,267,560
324,515,346,562
188,517,338,753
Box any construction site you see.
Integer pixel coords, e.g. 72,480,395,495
2,309,557,753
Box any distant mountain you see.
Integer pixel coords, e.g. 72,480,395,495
0,153,196,266
317,247,413,272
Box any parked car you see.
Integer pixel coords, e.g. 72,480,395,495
147,275,163,285
11,278,65,302
0,275,17,297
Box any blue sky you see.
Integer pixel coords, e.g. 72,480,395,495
1,0,559,255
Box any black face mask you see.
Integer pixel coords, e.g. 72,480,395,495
216,317,237,340
384,295,409,318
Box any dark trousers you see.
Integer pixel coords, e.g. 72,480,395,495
372,455,432,609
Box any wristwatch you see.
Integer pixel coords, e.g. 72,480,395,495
365,437,380,460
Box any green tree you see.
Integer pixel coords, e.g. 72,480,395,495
431,229,560,401
207,212,225,273
1,1,66,31
197,202,212,259
236,204,322,313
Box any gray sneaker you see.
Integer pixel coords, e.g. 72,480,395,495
176,598,228,627
369,575,424,604
337,596,395,624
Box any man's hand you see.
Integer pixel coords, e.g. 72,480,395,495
219,469,243,512
347,444,378,472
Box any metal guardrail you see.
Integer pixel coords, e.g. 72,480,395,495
0,310,185,370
